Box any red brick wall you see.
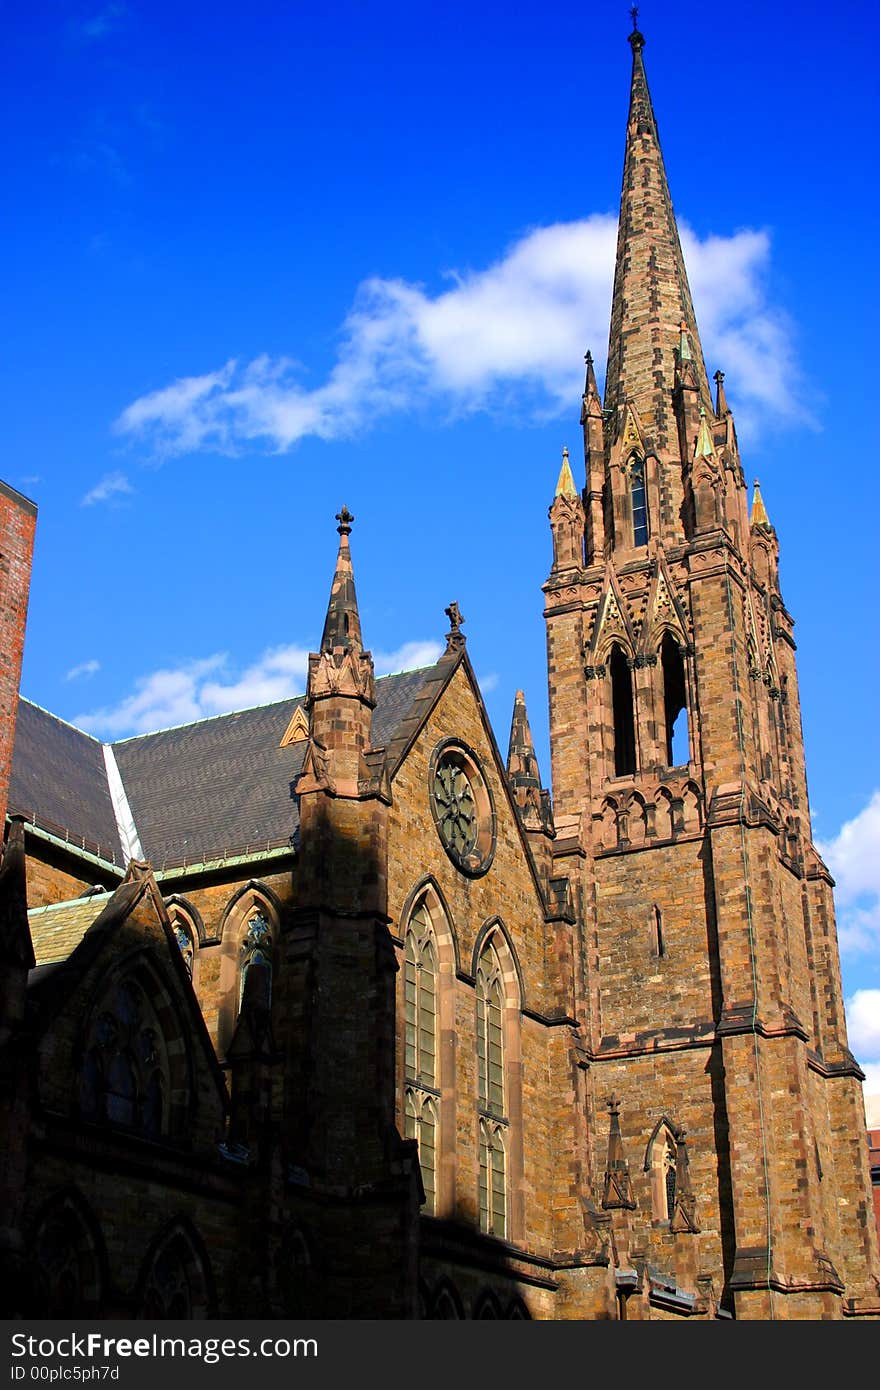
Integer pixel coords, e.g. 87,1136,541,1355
0,481,36,830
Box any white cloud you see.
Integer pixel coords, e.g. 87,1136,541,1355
373,640,443,676
81,471,133,506
860,1062,880,1129
65,659,101,681
846,990,880,1059
75,639,443,738
115,216,802,457
76,655,228,736
75,3,128,42
818,791,880,955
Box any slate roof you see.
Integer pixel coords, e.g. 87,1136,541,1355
9,701,124,863
28,893,114,966
9,664,445,873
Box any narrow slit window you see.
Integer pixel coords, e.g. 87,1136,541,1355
653,904,665,958
661,633,688,766
630,456,649,546
610,644,636,776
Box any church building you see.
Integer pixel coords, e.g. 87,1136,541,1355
1,26,878,1320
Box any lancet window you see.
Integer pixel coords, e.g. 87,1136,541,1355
610,644,636,776
239,909,273,1010
78,974,171,1139
630,455,649,546
476,940,507,1237
404,901,439,1213
661,632,689,766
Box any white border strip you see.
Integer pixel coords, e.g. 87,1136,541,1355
102,743,145,864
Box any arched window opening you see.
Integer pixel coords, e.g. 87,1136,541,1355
172,921,194,977
432,1284,463,1319
405,1091,437,1214
78,977,170,1139
661,633,689,766
478,1119,507,1240
404,901,439,1213
610,644,636,776
474,1290,501,1319
648,1124,678,1223
239,910,273,1012
476,944,504,1119
630,455,649,546
31,1196,104,1317
476,939,508,1238
139,1230,211,1319
652,904,665,959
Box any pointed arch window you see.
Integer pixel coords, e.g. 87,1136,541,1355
139,1228,212,1319
31,1195,105,1318
476,943,504,1119
476,940,508,1237
630,454,649,547
173,921,194,977
648,1123,678,1223
239,910,273,1012
78,977,169,1139
479,1119,507,1240
610,644,636,777
404,901,439,1213
660,632,689,767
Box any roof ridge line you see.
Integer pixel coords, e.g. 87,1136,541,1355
18,696,104,743
28,891,113,917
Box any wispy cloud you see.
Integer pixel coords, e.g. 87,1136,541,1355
845,990,880,1127
75,639,443,738
74,3,129,42
115,216,803,459
81,471,133,506
66,659,101,682
818,790,880,955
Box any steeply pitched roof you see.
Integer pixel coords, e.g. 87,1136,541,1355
9,700,124,863
10,665,441,874
28,893,114,966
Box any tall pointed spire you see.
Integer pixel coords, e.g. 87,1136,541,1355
554,445,578,499
320,506,364,653
750,479,771,529
507,690,553,835
604,24,712,450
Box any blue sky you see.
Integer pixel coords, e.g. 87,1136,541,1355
4,2,880,1114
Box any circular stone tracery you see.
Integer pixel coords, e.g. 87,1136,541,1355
433,759,478,861
429,742,496,876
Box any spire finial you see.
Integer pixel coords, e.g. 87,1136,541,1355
583,350,599,395
713,369,729,417
320,506,363,652
554,445,578,499
629,6,644,51
750,479,771,528
444,601,466,653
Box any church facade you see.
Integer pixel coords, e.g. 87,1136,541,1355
1,28,878,1320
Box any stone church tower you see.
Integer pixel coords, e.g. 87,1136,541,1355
544,24,880,1317
1,23,877,1324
